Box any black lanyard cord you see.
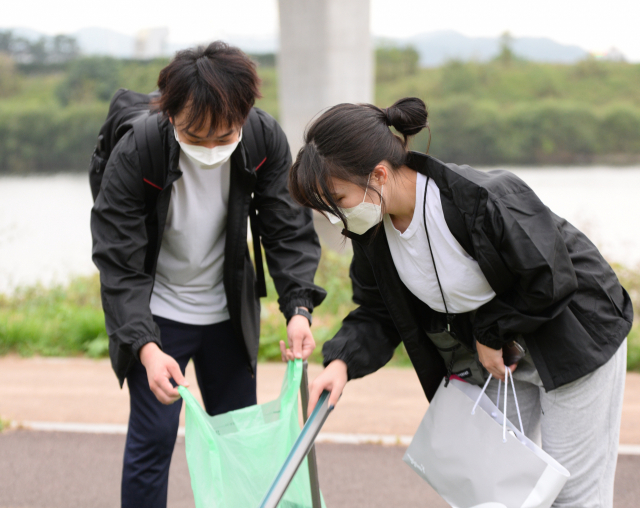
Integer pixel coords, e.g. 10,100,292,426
422,176,451,330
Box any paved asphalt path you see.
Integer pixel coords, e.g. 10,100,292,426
1,430,639,508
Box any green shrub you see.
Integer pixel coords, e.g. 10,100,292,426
409,98,640,165
419,97,504,164
378,60,640,108
0,53,21,97
55,57,171,106
598,106,640,154
439,61,481,95
0,249,356,362
0,60,279,173
0,275,106,356
118,59,170,96
256,247,356,363
254,66,278,120
504,101,600,164
2,59,640,172
376,46,420,83
1,252,636,371
0,103,107,173
56,57,123,105
628,324,640,372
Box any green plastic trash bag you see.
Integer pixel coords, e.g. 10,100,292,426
178,360,326,508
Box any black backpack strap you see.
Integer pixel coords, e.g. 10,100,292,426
133,113,165,212
244,110,268,297
245,109,267,169
133,114,166,273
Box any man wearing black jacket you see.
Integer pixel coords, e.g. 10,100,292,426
90,42,326,508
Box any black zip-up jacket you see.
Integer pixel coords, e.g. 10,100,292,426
91,108,327,386
323,152,633,400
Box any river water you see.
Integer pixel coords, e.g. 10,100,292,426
1,166,639,294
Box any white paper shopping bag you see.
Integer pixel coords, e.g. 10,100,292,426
403,369,570,508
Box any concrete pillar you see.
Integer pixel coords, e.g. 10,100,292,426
277,0,373,157
278,0,372,252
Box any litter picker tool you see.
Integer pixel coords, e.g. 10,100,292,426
258,361,333,508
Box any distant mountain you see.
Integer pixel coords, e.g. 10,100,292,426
395,30,588,67
2,26,591,65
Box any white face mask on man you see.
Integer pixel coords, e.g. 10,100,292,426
328,173,384,235
173,127,242,169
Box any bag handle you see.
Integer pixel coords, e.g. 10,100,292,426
279,359,304,409
470,367,524,442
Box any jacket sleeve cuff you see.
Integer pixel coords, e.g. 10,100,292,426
280,291,317,322
322,342,358,381
474,327,512,350
131,335,163,361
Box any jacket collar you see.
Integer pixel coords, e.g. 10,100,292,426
405,150,431,175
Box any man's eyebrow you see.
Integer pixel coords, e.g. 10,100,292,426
184,130,204,140
215,129,235,139
184,129,235,140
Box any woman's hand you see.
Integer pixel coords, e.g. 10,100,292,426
307,359,348,414
280,311,315,362
139,342,189,404
476,340,517,381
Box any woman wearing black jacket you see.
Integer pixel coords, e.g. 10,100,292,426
289,97,633,507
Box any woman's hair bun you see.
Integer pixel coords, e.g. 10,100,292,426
384,97,428,137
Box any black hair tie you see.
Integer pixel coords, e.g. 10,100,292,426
383,108,393,127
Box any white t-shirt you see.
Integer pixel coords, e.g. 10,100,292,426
383,172,496,314
149,150,231,325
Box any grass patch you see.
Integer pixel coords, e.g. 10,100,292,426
0,251,637,370
0,275,107,358
257,247,411,366
0,247,361,363
627,323,640,372
0,417,10,432
259,247,354,363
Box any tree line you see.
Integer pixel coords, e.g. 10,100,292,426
1,35,639,172
0,30,79,70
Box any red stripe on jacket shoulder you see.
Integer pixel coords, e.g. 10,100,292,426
143,178,163,190
255,157,267,171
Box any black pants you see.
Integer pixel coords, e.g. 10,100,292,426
121,315,257,508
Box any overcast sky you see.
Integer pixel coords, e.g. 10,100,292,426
4,0,640,60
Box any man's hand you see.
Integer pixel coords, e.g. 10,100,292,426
280,309,315,362
139,342,189,404
476,340,518,381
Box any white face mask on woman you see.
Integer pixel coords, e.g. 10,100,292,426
328,173,384,235
173,127,242,169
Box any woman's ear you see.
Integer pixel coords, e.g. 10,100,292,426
371,163,389,187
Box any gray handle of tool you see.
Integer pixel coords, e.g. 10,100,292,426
300,360,323,508
258,363,332,508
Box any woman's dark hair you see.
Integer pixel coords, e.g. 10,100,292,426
289,97,429,228
156,41,261,133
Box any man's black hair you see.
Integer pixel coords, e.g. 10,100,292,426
156,41,262,134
